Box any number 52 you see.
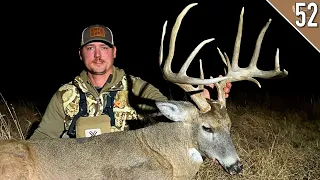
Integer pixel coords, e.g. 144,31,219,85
295,2,318,27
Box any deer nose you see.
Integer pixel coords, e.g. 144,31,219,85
227,160,243,175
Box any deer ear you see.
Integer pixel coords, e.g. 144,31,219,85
155,101,189,122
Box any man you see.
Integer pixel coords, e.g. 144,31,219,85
29,24,232,139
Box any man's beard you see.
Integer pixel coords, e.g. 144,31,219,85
89,59,108,75
89,69,107,75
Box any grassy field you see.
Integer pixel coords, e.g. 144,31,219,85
194,100,320,180
1,93,319,179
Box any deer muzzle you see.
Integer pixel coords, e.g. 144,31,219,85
226,159,243,175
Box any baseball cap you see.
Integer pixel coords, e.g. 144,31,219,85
80,24,114,48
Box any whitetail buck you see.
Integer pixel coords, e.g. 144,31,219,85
0,3,287,180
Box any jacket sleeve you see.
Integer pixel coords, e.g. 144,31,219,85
28,91,66,139
131,76,168,111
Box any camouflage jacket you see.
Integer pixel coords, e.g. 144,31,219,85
29,66,168,139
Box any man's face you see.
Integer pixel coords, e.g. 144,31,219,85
80,42,116,75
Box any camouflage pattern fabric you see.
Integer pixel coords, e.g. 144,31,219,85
60,75,141,132
29,66,168,139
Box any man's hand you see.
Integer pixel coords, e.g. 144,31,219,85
202,76,232,99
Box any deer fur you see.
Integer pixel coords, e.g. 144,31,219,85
0,100,241,180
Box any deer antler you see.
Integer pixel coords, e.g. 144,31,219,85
214,7,288,107
159,3,288,113
159,3,229,113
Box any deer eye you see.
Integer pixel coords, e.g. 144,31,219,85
202,125,212,133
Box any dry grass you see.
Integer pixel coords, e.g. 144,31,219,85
0,93,319,179
0,93,41,140
194,102,320,180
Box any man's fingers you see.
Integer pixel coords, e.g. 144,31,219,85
226,82,232,88
205,84,214,88
216,74,231,98
218,75,232,89
223,87,230,93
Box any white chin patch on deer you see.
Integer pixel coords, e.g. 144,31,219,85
188,148,203,163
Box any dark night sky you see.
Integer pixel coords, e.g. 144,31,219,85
1,0,319,111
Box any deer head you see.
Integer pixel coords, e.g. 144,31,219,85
157,3,288,175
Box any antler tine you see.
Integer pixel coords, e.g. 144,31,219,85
217,47,231,73
162,3,197,75
198,59,204,90
159,20,167,67
231,7,244,71
160,3,229,86
248,18,272,69
213,7,288,107
159,3,232,113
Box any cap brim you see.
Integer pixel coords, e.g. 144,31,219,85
80,39,114,48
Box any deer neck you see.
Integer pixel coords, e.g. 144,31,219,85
136,122,202,177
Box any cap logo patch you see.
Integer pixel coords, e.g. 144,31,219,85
89,27,105,37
